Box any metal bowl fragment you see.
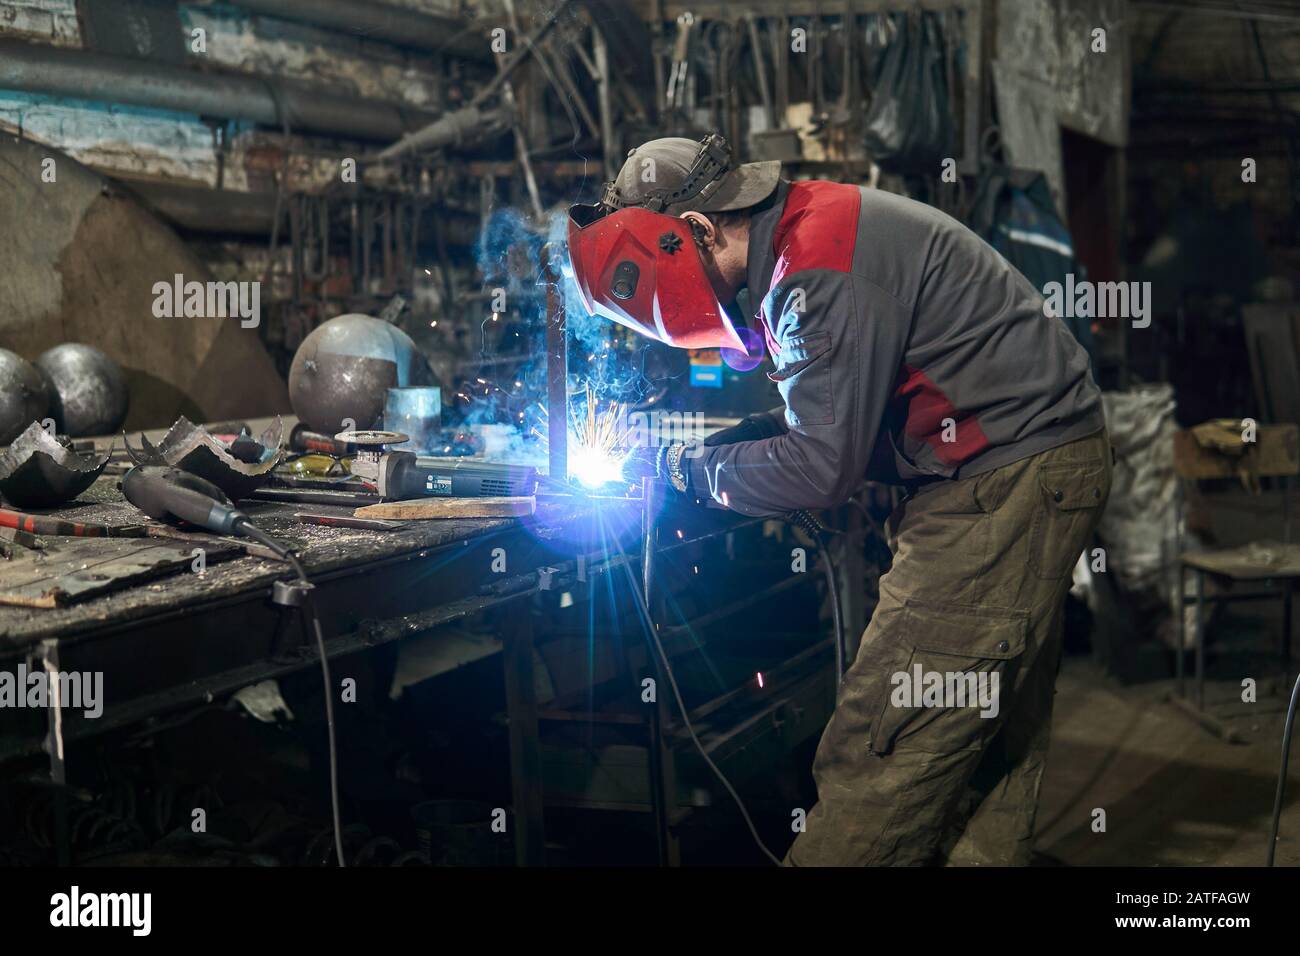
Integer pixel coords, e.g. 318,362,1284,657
124,416,284,502
0,422,110,508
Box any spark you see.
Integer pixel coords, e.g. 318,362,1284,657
757,672,764,688
532,383,630,489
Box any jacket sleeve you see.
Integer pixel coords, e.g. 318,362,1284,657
686,268,912,516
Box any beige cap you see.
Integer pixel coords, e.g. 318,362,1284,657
607,136,781,215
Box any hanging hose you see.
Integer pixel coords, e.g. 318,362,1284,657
787,509,849,687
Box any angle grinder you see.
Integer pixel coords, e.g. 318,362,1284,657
335,430,537,501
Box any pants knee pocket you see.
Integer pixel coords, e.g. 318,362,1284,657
868,601,1028,756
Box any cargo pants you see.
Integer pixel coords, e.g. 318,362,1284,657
786,429,1112,866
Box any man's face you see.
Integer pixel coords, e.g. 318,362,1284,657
679,211,749,308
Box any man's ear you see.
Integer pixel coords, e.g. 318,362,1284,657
680,211,715,249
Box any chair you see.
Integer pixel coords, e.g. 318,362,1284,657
1173,423,1300,735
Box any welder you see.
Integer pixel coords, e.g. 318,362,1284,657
567,134,1110,867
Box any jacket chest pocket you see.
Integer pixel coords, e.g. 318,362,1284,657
766,331,833,426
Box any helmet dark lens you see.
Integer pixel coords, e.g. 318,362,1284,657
611,261,639,300
569,203,609,228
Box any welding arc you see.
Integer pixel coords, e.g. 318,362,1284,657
1267,671,1300,865
617,539,783,866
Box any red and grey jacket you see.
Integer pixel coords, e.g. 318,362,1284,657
688,179,1105,517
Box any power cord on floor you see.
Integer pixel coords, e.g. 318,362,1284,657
611,507,848,866
248,523,347,870
617,537,783,865
1267,671,1300,866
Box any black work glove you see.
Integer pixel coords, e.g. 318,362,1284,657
703,412,785,446
622,443,698,495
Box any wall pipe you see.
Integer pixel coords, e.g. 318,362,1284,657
211,0,491,61
0,38,438,141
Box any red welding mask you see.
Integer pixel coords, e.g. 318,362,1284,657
566,204,744,352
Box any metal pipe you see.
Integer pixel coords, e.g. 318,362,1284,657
376,103,512,161
541,244,568,484
217,0,491,61
0,39,435,140
117,179,482,244
377,0,572,160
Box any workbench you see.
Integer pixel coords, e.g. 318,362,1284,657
0,440,847,866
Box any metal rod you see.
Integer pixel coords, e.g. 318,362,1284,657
541,244,568,484
594,27,616,180
39,639,71,866
640,477,675,866
1195,570,1206,710
1177,563,1186,699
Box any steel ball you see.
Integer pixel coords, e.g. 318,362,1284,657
288,313,437,435
0,348,51,445
35,343,130,437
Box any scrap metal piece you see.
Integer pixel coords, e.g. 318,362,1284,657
0,422,109,508
123,416,283,502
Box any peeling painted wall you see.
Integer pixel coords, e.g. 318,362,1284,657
0,0,458,188
0,93,230,185
181,6,448,110
0,0,79,46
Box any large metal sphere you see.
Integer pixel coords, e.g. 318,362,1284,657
0,348,51,445
288,314,436,434
35,343,130,437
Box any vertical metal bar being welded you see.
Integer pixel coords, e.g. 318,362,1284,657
541,243,567,483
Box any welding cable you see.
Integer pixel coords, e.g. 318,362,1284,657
238,523,348,870
616,540,784,866
1267,671,1300,865
786,510,848,687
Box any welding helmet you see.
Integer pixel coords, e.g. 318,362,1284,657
566,134,777,351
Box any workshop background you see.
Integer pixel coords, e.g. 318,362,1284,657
0,0,1298,868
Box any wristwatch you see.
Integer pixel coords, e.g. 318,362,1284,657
665,442,690,494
